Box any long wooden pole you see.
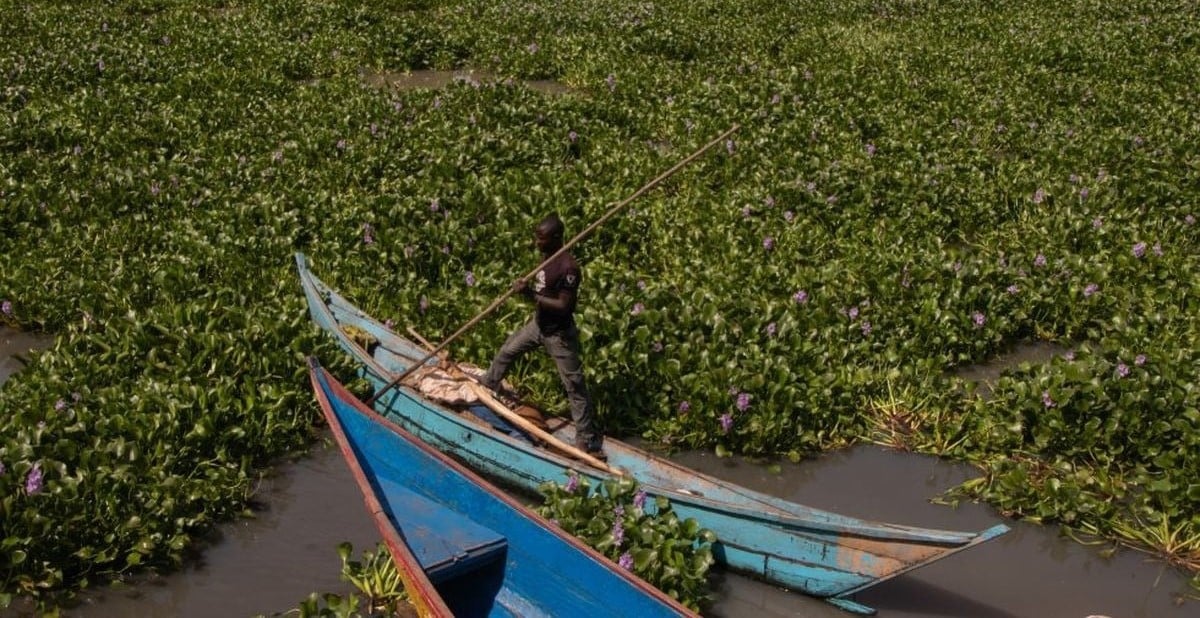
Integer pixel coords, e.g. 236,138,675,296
404,327,624,474
368,123,741,405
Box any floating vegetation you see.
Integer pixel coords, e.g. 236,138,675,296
1,0,1197,607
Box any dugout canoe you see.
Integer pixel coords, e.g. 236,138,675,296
309,358,696,617
296,252,1009,615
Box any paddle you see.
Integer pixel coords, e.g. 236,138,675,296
368,123,741,405
404,327,625,475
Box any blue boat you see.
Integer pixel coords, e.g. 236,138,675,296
296,252,1009,615
309,358,696,617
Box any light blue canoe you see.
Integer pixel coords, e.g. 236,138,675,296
309,358,696,617
296,252,1009,615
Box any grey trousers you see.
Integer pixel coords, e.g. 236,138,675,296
483,319,600,449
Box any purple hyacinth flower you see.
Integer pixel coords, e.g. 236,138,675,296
865,142,877,156
1034,254,1046,267
612,520,625,546
336,138,347,151
1,300,11,316
1007,284,1019,295
1042,391,1056,408
1032,188,1045,204
465,271,476,287
25,464,43,495
631,303,644,316
637,279,646,290
860,321,872,335
362,223,375,245
1092,217,1103,229
766,322,777,337
605,74,616,91
793,290,808,304
1132,242,1146,258
725,139,735,154
784,210,794,222
1083,283,1099,297
564,474,579,493
633,489,647,510
618,552,634,570
568,130,578,143
1079,187,1089,200
735,392,751,412
1134,354,1146,366
1186,214,1196,225
1063,350,1076,361
55,399,66,411
651,341,663,353
678,401,690,414
972,312,986,328
1116,363,1130,378
526,42,539,54
848,306,860,320
719,413,733,433
763,237,775,251
0,461,5,475
764,195,775,207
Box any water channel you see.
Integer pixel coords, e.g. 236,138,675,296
1,329,1195,617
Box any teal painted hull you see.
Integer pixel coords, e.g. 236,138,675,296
310,360,694,617
296,253,1009,615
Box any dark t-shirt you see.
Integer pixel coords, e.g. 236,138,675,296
533,252,580,334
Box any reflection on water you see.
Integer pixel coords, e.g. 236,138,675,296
4,324,1192,617
0,327,53,386
49,440,380,618
953,340,1070,399
671,444,1195,618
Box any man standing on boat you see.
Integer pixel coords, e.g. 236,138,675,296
482,214,604,460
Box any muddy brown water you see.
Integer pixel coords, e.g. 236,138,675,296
2,330,1195,617
360,68,575,96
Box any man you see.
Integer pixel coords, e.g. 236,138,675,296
482,214,603,458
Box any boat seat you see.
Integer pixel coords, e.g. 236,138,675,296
376,476,508,584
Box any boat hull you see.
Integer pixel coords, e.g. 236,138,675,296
310,360,694,617
296,253,1009,614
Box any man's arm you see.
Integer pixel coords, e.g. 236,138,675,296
534,287,575,312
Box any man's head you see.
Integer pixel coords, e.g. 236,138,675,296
534,214,565,253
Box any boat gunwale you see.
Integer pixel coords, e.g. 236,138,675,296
297,253,1002,546
310,359,697,617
